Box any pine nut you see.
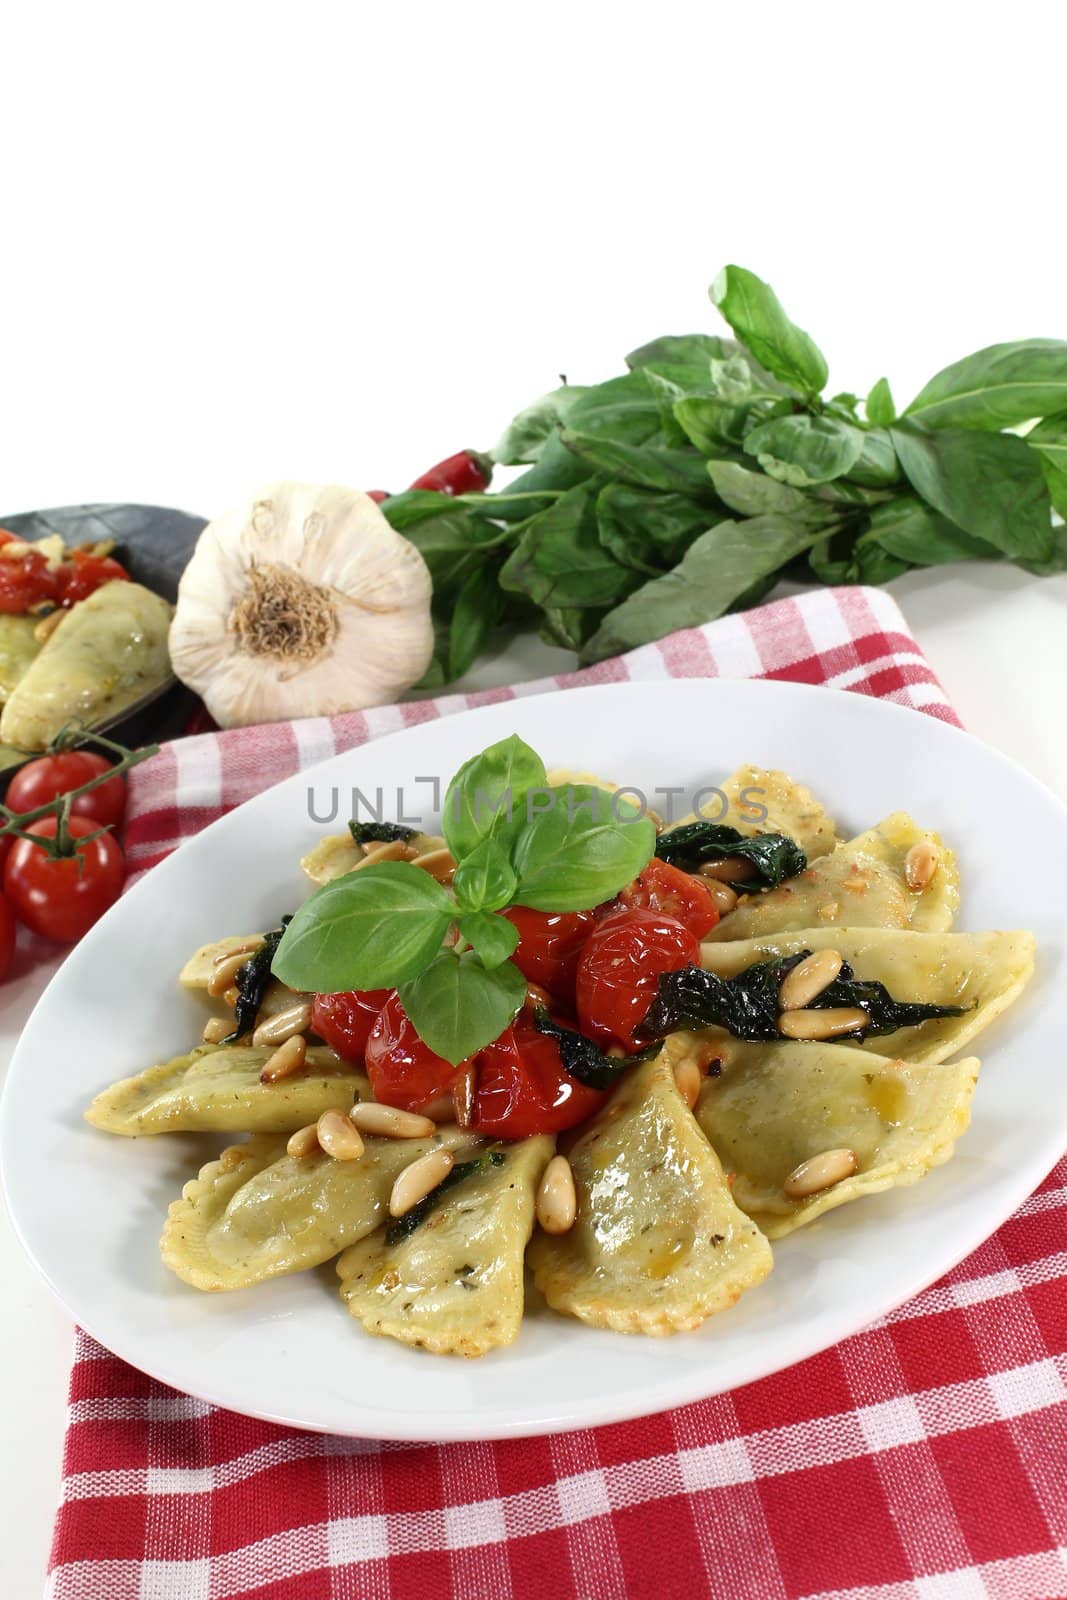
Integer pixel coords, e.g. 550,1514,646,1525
253,1001,312,1046
33,608,66,644
524,982,553,1011
700,855,758,884
412,847,456,883
353,839,415,870
202,1016,233,1044
905,840,939,892
350,1102,437,1139
452,1061,478,1128
316,1108,365,1161
703,880,738,916
778,1006,869,1040
260,1033,307,1083
779,949,843,1012
222,985,240,1007
0,541,31,560
207,950,249,996
783,1147,857,1198
674,1056,702,1109
287,1123,320,1157
389,1147,454,1216
214,937,263,961
536,1155,577,1234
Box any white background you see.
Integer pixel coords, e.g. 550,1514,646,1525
2,3,1066,1593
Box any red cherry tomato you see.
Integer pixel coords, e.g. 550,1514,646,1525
576,908,699,1052
0,891,15,980
3,816,125,943
6,750,127,829
310,988,391,1060
622,858,720,939
0,546,61,613
502,906,597,1003
58,550,130,607
469,1011,607,1138
364,992,460,1112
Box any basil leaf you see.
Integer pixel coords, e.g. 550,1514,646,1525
706,461,828,522
639,953,967,1045
505,431,598,498
854,540,911,585
710,265,827,395
451,837,517,913
381,494,511,601
531,1008,640,1089
398,950,526,1065
641,369,692,448
456,911,520,970
866,377,896,427
743,414,866,487
891,424,1054,563
848,429,901,488
539,605,601,652
626,332,731,372
512,784,655,912
1027,413,1067,520
446,563,503,683
492,386,590,466
348,821,417,845
864,498,996,565
272,863,454,993
443,733,547,862
579,515,826,664
905,339,1067,430
558,428,715,495
596,485,719,575
499,485,638,611
565,372,667,446
673,395,754,453
655,822,806,888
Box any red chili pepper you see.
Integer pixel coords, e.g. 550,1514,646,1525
366,490,390,504
410,450,492,496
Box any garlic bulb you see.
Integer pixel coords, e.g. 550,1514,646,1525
169,483,433,727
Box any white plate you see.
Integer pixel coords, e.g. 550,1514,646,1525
2,680,1064,1440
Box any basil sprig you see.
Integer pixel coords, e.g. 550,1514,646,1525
654,821,806,889
272,734,656,1064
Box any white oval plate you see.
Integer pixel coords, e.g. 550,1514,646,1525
2,680,1064,1440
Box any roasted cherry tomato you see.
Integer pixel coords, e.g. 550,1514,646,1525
3,815,125,943
58,549,130,607
576,907,699,1052
502,906,597,1003
622,857,719,939
6,750,127,829
468,1010,607,1138
0,544,61,613
364,991,459,1112
0,890,15,980
310,988,391,1061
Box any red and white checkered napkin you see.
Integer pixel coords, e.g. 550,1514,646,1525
49,587,1067,1600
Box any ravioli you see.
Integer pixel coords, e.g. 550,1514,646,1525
528,1044,772,1334
695,1035,980,1237
707,812,960,941
162,1127,473,1291
179,936,265,988
671,764,838,861
300,831,445,886
0,614,42,701
0,581,172,750
700,926,1035,1063
337,1135,552,1356
85,1044,366,1136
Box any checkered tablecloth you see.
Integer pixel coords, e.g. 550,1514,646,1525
47,587,1067,1600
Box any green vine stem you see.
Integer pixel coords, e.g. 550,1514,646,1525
0,727,159,843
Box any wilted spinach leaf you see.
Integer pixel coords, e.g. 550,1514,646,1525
385,1149,507,1246
224,918,292,1043
654,821,806,887
348,822,417,845
531,1007,639,1089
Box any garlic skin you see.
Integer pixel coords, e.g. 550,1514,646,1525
169,483,434,727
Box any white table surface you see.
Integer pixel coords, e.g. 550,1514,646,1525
2,561,1066,1594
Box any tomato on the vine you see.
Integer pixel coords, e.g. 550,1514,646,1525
576,907,699,1052
3,815,126,943
364,992,460,1112
468,1010,606,1137
310,988,390,1060
58,550,130,607
0,891,15,980
502,905,596,1003
621,857,720,939
6,750,127,829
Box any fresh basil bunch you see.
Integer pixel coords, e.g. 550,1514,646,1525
384,264,1067,684
272,735,656,1064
